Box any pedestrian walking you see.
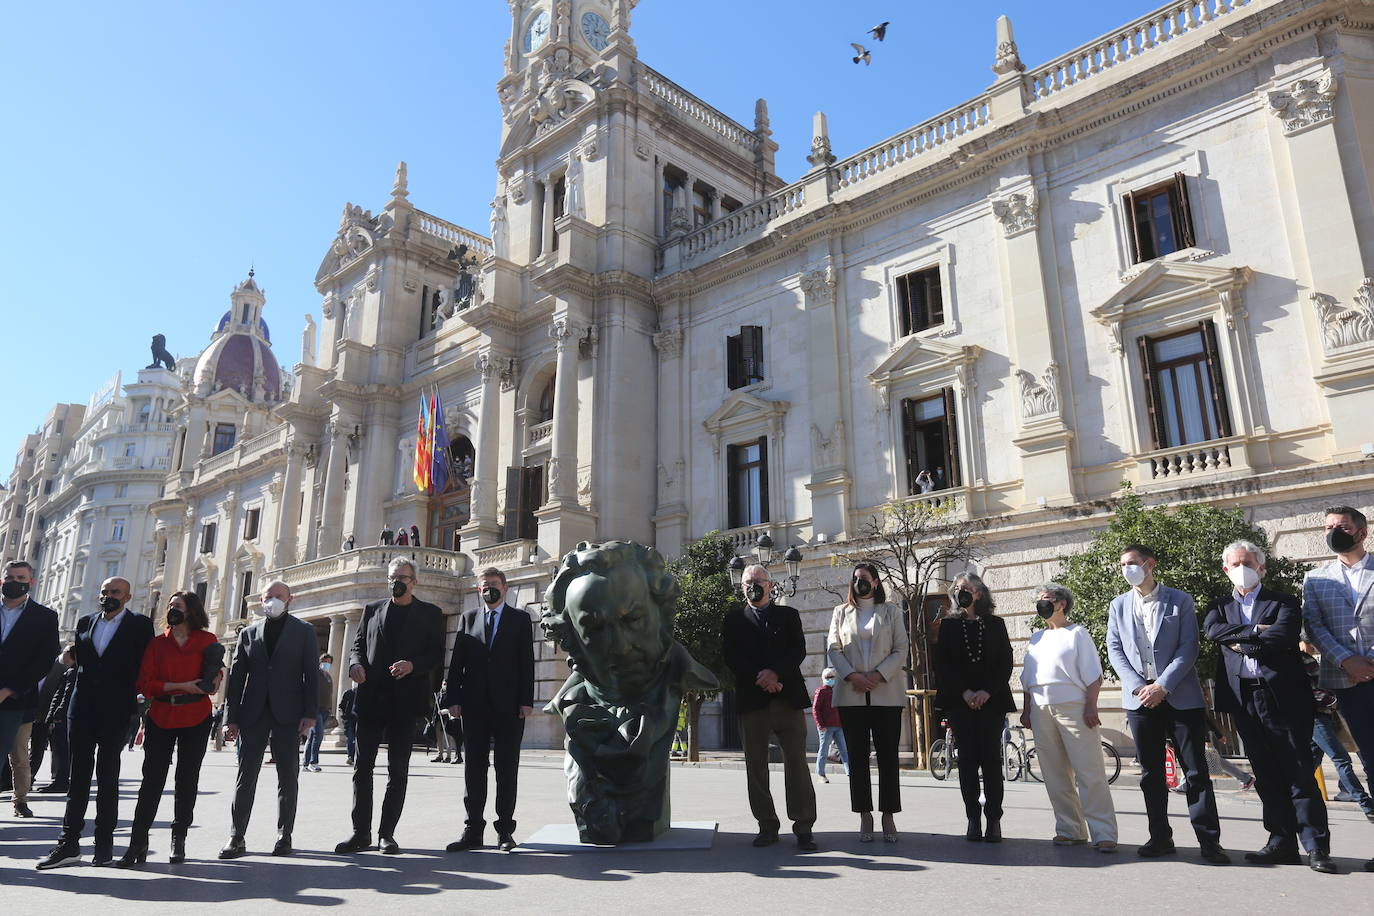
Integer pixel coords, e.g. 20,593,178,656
812,669,848,783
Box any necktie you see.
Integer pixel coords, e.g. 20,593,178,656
486,610,496,649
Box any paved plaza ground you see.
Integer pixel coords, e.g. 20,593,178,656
2,745,1372,914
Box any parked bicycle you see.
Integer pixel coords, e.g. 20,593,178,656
928,717,956,780
1006,720,1122,785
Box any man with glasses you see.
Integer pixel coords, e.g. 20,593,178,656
336,558,445,855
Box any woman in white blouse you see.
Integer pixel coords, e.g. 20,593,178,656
827,563,910,842
1019,582,1118,852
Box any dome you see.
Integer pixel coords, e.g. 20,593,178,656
193,332,282,401
216,310,272,342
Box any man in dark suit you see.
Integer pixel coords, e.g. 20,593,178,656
218,579,318,859
37,576,152,869
336,558,445,855
1106,544,1227,864
721,564,817,851
0,561,60,821
1205,540,1334,873
443,566,534,853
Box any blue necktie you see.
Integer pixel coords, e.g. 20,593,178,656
486,610,496,649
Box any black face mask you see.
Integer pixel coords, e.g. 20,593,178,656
955,590,973,609
1,580,29,600
99,596,121,614
391,580,407,599
745,583,765,604
853,579,874,599
1328,527,1359,554
481,586,501,606
1035,599,1056,620
166,608,186,627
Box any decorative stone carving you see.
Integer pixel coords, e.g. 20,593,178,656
581,128,603,161
799,265,837,305
301,315,316,367
550,318,575,349
477,351,498,382
321,293,340,321
633,140,651,161
1267,68,1336,135
508,174,527,205
577,466,592,506
363,266,380,293
566,152,585,219
578,323,598,359
1312,281,1374,352
991,15,1024,75
1015,362,1060,419
490,196,509,256
390,161,409,202
500,357,520,392
652,326,682,360
546,456,563,502
811,421,843,469
992,190,1038,237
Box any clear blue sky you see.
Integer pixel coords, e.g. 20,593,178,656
1,0,1140,461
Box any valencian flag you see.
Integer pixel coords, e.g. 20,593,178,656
413,394,431,492
431,389,452,493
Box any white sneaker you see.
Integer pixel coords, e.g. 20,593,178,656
309,764,322,772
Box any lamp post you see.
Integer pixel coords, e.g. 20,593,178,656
730,533,803,598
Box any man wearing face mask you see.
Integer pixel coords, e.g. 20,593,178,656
442,567,534,853
1302,504,1374,872
0,562,60,823
336,558,445,855
1105,545,1228,864
37,577,152,869
218,580,318,860
1204,540,1333,872
303,653,334,773
722,565,817,851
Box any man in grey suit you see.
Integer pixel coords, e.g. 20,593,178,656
218,580,318,859
1302,504,1374,873
1106,544,1228,864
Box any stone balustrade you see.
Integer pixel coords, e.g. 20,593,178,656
833,97,991,193
414,209,493,257
275,545,472,590
194,427,286,482
640,65,761,155
1026,0,1253,101
1138,437,1246,482
679,185,807,263
527,420,553,447
475,538,536,571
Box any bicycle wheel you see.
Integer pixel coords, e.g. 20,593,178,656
1101,741,1121,785
1026,746,1043,782
929,739,953,781
1003,741,1023,782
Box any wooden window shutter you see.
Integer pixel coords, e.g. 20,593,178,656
748,326,764,381
726,444,740,527
1137,336,1165,449
942,387,962,487
502,466,521,540
896,274,912,336
726,333,742,389
927,269,944,326
1199,320,1233,438
1172,172,1196,250
1124,189,1143,264
757,436,770,523
900,398,918,494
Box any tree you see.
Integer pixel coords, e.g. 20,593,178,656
813,497,989,765
668,531,740,762
1052,483,1310,682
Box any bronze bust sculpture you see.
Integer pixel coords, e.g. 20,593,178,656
542,540,718,844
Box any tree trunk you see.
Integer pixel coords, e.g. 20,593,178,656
686,693,704,763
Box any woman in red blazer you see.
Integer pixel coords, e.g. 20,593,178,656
117,591,222,866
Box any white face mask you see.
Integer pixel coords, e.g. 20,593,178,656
261,597,287,618
1226,564,1261,591
1122,564,1147,587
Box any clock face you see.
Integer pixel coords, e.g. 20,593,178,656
581,11,610,51
523,10,551,53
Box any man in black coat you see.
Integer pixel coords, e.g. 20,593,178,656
0,562,60,820
721,564,817,850
1205,540,1334,873
443,566,534,852
37,576,152,869
37,647,77,793
336,558,445,855
219,580,319,859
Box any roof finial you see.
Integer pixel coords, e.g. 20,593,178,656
992,15,1024,75
391,161,409,201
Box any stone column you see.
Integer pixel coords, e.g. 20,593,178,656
332,610,361,748
651,324,687,556
462,352,504,548
215,488,242,634
799,264,853,539
654,159,666,237
709,189,722,221
317,423,348,555
547,317,579,504
541,179,557,256
273,441,304,568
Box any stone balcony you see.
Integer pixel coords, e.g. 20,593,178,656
1134,435,1251,487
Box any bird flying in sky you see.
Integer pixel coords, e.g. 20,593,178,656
851,42,871,65
870,21,889,41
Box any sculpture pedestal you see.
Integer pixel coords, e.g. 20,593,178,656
519,822,717,852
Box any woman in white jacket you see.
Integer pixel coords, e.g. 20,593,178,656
827,562,910,842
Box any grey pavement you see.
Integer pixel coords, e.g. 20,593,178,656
2,744,1372,914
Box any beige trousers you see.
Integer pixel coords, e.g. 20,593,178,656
8,721,32,806
1030,701,1117,843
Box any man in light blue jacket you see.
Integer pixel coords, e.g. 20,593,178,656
1106,544,1227,864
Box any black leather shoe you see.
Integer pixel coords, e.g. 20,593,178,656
1245,842,1301,865
1137,838,1176,857
1309,850,1337,874
37,783,69,794
170,831,186,864
1200,844,1231,865
116,839,149,868
14,802,34,817
497,833,517,852
1364,857,1374,872
446,831,485,852
965,818,983,842
751,829,779,847
984,820,1002,843
334,834,373,854
91,846,114,867
36,843,81,870
272,835,294,856
218,836,247,859
796,834,818,852
379,836,400,855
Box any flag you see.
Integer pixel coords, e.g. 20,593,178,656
413,395,431,492
431,389,452,494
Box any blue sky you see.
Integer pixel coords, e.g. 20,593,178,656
1,0,1141,461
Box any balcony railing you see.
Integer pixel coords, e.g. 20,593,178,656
274,546,471,590
475,539,535,571
1138,436,1249,483
526,420,553,448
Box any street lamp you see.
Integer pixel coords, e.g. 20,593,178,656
754,532,774,566
728,554,746,587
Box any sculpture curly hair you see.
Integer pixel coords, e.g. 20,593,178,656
541,540,680,664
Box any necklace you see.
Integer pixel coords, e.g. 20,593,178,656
962,617,985,664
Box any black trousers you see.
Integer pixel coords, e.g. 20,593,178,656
462,710,525,836
29,721,50,777
839,704,903,813
61,712,128,848
231,718,302,838
1234,680,1329,853
47,718,70,787
352,712,416,838
131,716,213,838
1125,702,1220,845
950,706,1005,821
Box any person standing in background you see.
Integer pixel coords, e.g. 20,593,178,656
812,668,848,783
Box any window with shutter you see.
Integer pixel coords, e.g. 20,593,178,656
1125,175,1198,264
1140,325,1227,447
726,326,765,390
726,438,769,527
895,266,944,336
900,390,960,492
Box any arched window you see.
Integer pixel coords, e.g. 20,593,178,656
537,375,556,424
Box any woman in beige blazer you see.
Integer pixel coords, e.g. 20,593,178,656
827,562,910,842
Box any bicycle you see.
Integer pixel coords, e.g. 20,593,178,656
1003,723,1029,781
928,717,956,781
1016,725,1122,785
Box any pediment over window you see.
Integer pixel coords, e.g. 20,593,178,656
1091,262,1252,348
703,391,790,435
868,336,981,396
